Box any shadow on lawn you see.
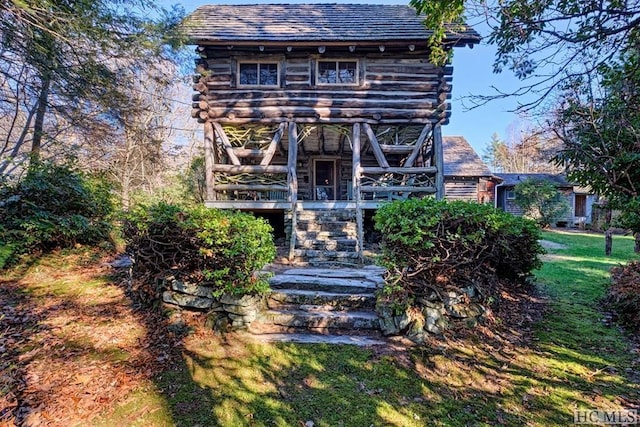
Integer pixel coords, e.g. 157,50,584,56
4,243,638,426
128,251,640,426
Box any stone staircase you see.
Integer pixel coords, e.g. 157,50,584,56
248,266,387,345
291,207,360,266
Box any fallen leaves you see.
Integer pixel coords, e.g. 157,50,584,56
0,250,184,426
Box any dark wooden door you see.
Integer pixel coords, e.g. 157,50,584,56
314,160,336,200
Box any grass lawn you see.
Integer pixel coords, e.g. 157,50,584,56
1,230,639,426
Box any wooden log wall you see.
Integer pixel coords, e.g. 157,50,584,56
192,48,452,125
444,179,480,201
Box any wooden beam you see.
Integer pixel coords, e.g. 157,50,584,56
361,186,437,193
287,122,299,261
362,123,390,168
360,166,437,175
260,122,286,166
213,184,288,192
352,123,364,259
204,121,216,201
232,148,264,157
212,164,288,174
206,117,438,125
405,124,432,168
379,145,414,154
433,124,445,200
207,107,440,120
212,122,241,166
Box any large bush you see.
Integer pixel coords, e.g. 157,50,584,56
124,202,276,298
374,198,544,307
513,178,570,228
0,161,114,267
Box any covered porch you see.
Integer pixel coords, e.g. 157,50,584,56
203,121,444,262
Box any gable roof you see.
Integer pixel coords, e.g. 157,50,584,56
184,4,480,47
443,136,493,177
497,173,573,187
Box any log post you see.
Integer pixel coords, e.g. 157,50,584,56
260,122,286,166
287,122,299,261
212,122,241,165
405,123,432,168
362,123,390,168
353,123,364,260
204,121,216,201
433,124,445,200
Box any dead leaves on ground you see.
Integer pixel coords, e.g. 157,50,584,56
0,250,181,426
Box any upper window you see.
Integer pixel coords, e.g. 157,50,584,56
238,62,279,86
317,60,358,85
506,190,516,200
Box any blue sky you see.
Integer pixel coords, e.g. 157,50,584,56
166,0,530,155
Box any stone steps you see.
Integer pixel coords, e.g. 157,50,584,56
256,309,379,330
293,208,359,266
247,333,386,346
248,267,386,345
295,230,355,240
268,289,376,311
296,239,357,251
291,249,362,267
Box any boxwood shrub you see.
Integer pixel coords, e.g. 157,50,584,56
374,198,544,307
124,202,276,299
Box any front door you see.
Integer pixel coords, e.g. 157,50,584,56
314,160,336,200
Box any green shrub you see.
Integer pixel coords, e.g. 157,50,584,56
124,202,276,298
513,178,570,228
374,198,544,306
0,161,114,265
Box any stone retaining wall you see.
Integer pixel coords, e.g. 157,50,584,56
161,277,264,332
377,285,488,343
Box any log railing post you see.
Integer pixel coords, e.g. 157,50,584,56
353,123,364,259
204,121,216,201
287,122,299,261
433,124,445,200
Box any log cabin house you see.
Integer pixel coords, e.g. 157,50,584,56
185,4,480,264
443,136,501,204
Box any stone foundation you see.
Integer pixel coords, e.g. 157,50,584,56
161,277,264,332
377,286,488,343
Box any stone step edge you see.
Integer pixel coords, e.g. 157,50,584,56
245,332,386,346
269,277,379,292
258,309,380,328
269,289,376,299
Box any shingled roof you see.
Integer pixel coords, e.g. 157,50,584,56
443,136,493,177
185,4,480,47
497,173,573,187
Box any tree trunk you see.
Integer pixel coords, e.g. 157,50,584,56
605,208,613,256
605,230,613,256
31,74,51,160
634,232,640,253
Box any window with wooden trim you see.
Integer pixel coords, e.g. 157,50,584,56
317,60,358,85
238,62,279,86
